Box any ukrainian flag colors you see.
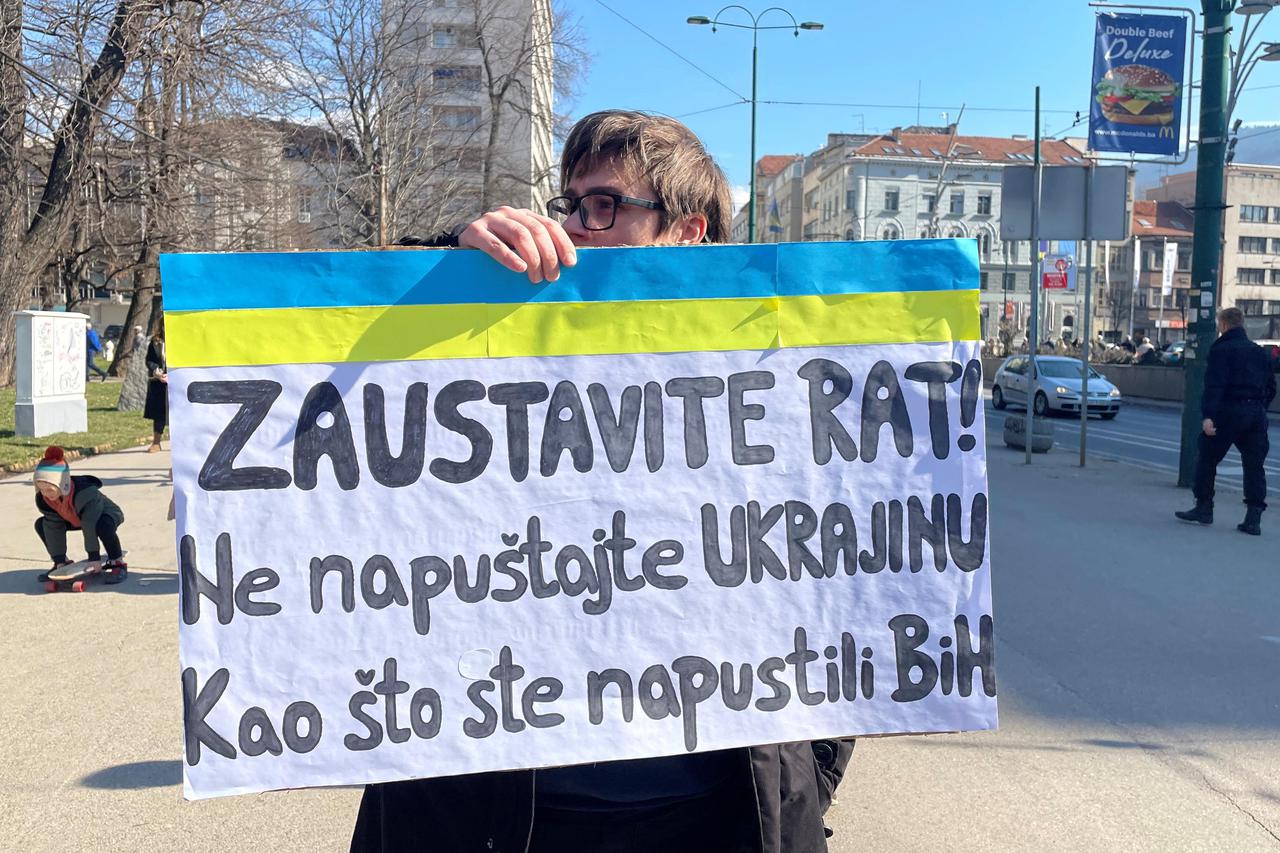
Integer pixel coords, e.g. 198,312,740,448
160,240,979,369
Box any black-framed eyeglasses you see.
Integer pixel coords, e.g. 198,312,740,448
545,192,664,231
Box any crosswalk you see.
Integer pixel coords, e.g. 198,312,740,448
984,400,1280,498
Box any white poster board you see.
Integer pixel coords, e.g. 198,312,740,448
162,241,997,799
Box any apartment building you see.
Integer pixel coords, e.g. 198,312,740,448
1146,163,1280,315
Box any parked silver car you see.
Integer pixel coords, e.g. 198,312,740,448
992,356,1122,419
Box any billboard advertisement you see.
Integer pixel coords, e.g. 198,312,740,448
1088,13,1188,156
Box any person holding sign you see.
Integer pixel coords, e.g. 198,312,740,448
351,110,854,853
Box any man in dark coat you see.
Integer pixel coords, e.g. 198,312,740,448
351,110,855,853
1176,307,1276,534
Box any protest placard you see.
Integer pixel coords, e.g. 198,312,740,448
162,240,996,800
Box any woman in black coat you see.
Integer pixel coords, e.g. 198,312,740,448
144,331,167,452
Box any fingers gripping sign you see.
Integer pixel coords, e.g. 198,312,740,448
459,207,576,284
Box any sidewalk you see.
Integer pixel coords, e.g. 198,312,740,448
2,441,1276,851
0,446,358,853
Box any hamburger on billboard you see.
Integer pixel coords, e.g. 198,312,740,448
1089,13,1188,156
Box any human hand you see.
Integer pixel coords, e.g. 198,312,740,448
158,372,168,384
457,206,577,284
1202,418,1216,437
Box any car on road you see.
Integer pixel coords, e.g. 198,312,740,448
992,355,1122,419
1256,338,1280,371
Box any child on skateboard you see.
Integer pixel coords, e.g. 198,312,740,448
32,446,127,583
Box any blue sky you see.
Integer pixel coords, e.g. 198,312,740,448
563,0,1280,196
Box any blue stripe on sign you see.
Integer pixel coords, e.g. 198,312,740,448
159,240,976,312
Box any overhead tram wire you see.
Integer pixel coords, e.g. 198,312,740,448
592,0,747,102
755,98,1079,115
675,100,749,119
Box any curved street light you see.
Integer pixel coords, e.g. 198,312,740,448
688,6,823,242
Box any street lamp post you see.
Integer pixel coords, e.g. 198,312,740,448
688,7,823,243
1178,0,1278,487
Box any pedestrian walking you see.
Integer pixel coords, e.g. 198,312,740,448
144,327,167,453
85,322,108,381
1176,307,1276,534
350,110,854,853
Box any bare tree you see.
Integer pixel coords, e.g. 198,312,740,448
279,0,587,246
0,0,162,385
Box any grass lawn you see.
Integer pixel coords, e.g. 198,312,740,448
0,373,163,471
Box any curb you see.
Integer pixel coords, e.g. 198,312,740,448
0,436,154,476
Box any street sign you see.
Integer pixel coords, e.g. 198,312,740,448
1000,166,1129,241
1043,257,1071,290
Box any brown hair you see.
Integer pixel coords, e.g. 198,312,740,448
1220,306,1244,329
560,110,733,244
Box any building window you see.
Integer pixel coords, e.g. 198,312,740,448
434,146,483,171
977,193,992,215
1271,238,1280,254
1177,249,1191,271
1273,207,1280,223
845,189,856,211
1238,268,1266,285
1002,271,1016,291
881,224,900,240
433,65,482,93
1238,299,1264,315
1240,204,1268,222
949,191,964,215
923,193,937,214
980,271,989,290
432,26,458,48
1008,241,1020,262
1239,236,1268,253
884,189,899,211
432,26,476,49
978,231,992,261
298,190,312,215
437,107,481,130
1272,269,1280,285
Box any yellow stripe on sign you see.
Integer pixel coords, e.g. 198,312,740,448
166,290,978,368
779,290,981,349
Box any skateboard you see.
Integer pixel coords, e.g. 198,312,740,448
43,551,128,593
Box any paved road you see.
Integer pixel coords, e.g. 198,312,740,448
5,439,1279,851
985,397,1280,501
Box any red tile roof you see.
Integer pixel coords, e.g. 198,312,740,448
1132,200,1193,237
852,131,1087,166
756,155,800,177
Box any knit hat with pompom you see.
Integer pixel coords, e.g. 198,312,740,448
33,446,71,496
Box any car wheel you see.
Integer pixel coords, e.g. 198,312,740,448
992,386,1007,410
1100,411,1117,420
1033,391,1049,417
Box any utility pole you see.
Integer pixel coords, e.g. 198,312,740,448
1178,1,1233,487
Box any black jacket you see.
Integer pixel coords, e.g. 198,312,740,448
144,338,168,423
1202,327,1277,420
35,475,125,556
350,739,854,853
